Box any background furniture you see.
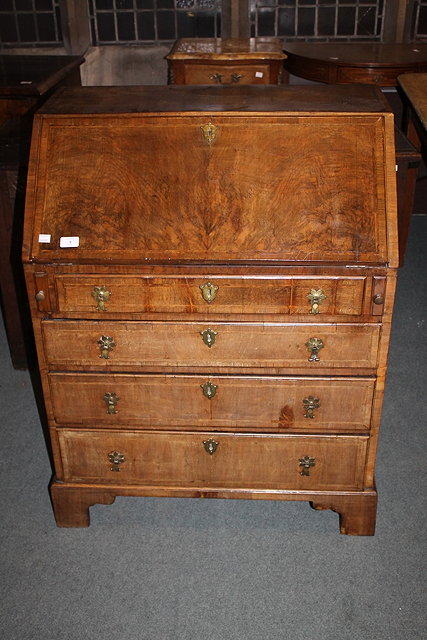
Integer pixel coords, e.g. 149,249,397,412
167,38,286,85
23,84,398,534
395,127,422,265
0,55,83,369
399,72,427,153
282,43,424,266
282,43,427,86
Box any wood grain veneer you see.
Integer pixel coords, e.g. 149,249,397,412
23,85,399,534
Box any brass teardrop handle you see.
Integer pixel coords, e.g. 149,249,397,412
209,73,223,83
92,285,111,311
104,392,119,414
108,451,125,471
200,328,217,348
203,438,219,455
305,337,324,362
201,381,217,399
303,396,320,419
97,335,116,359
199,281,218,303
299,456,316,476
307,288,326,314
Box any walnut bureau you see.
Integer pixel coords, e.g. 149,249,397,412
23,85,399,533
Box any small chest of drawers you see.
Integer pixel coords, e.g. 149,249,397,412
23,85,398,533
167,37,286,85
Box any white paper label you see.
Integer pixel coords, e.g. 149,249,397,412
60,236,80,248
255,71,264,78
38,234,51,243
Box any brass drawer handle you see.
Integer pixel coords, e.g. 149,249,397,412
303,396,320,419
104,392,119,414
307,288,326,314
97,335,116,359
299,456,316,476
92,285,111,311
199,281,218,303
200,328,217,348
201,381,217,399
108,451,125,472
35,290,45,302
231,73,243,83
209,73,223,83
373,294,384,305
305,337,324,362
203,438,219,455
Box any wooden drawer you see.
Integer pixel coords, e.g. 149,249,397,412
336,66,409,85
183,64,271,85
49,373,375,432
57,429,368,490
53,274,367,317
43,321,380,372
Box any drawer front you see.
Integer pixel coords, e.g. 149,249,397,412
335,66,403,86
58,429,368,490
53,275,367,317
284,58,331,84
183,64,270,85
49,373,375,432
43,321,380,371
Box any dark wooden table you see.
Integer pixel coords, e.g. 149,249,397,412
282,43,424,265
398,73,427,151
283,43,427,86
0,55,84,369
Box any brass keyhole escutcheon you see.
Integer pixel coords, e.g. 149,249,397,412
303,396,320,419
299,455,316,476
200,328,217,348
97,335,116,359
307,288,326,314
305,337,324,362
200,121,218,144
108,451,125,472
104,392,119,414
201,381,217,399
92,285,111,311
203,438,219,455
199,281,218,303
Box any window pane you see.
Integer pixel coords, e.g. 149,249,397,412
257,8,276,36
298,7,315,36
136,11,155,38
97,13,116,40
17,14,37,41
36,13,56,41
278,7,295,36
157,11,176,39
117,11,136,39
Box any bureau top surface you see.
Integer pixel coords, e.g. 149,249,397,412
24,85,398,267
37,84,389,115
